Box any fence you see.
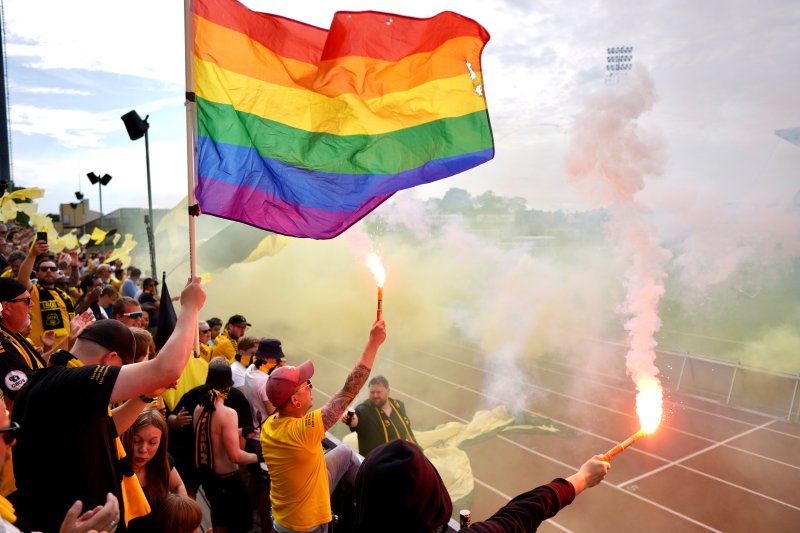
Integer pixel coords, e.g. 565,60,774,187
569,339,800,423
655,348,800,423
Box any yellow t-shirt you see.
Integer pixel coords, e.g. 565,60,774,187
261,410,329,530
210,330,237,363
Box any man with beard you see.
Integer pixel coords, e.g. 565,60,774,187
18,239,75,351
342,375,416,457
211,315,250,364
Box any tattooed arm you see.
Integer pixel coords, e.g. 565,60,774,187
321,320,386,430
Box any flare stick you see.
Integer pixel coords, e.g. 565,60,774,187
603,429,646,461
377,286,383,321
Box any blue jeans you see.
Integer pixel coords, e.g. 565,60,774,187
273,445,361,533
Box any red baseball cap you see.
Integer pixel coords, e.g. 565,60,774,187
267,360,314,406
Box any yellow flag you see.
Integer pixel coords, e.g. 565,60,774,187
90,227,108,243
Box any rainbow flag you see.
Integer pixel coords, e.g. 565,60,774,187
193,0,494,239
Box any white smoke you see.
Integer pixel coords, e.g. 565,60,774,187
565,66,669,419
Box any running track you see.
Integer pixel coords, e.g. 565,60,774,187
300,336,800,532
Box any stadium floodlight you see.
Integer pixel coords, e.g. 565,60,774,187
86,172,112,229
606,45,634,85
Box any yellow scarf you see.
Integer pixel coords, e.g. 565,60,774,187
114,429,151,524
0,493,16,524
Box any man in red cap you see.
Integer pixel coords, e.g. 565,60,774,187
261,320,386,533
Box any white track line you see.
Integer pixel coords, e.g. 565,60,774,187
374,354,800,515
439,338,800,440
304,349,723,531
420,348,800,470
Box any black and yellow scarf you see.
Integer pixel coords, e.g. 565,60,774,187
33,284,75,335
374,398,417,446
0,325,45,371
194,387,230,474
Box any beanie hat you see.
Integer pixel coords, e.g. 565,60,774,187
354,440,452,533
206,364,233,390
0,279,27,302
77,320,136,364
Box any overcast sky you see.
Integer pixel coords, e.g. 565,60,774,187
2,0,798,217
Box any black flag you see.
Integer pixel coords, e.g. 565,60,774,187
154,272,177,350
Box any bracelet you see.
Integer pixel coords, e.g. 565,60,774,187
139,395,155,403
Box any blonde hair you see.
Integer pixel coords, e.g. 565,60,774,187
237,335,259,352
130,327,154,362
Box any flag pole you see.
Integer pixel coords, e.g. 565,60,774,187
184,0,200,355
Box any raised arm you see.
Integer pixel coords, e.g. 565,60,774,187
321,320,386,430
110,277,205,403
18,239,48,290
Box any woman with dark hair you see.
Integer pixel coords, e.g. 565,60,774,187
123,408,187,508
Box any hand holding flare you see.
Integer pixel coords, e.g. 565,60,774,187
366,253,385,320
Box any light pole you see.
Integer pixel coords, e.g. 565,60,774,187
121,110,157,279
86,172,112,228
86,173,111,250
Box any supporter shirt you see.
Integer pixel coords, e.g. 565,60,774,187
211,330,237,363
0,325,46,400
261,409,330,531
11,363,124,533
243,365,269,429
28,284,75,350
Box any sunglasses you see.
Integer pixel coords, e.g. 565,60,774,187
199,329,210,333
0,421,20,445
278,380,313,408
38,266,58,272
122,311,143,319
7,297,31,305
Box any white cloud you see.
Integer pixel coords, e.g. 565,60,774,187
10,104,121,147
1,0,798,219
12,86,91,96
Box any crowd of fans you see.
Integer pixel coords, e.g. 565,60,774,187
0,220,611,533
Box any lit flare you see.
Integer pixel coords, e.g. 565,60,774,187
603,385,662,462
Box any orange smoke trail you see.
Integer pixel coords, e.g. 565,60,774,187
366,253,385,320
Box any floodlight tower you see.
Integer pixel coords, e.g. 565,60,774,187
606,46,634,85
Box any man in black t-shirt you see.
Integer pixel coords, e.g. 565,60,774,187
11,278,205,532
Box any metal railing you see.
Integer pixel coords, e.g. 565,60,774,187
578,339,800,423
654,348,800,423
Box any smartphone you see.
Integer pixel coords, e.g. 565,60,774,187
37,231,47,243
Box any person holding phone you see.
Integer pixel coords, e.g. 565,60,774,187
17,235,75,352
